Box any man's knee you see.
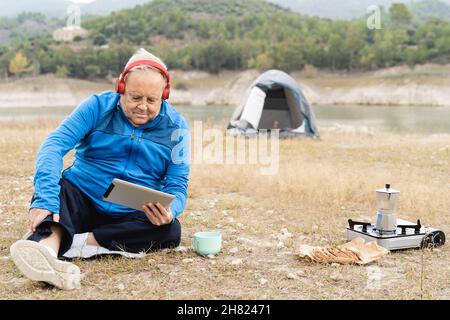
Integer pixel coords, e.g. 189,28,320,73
165,219,181,246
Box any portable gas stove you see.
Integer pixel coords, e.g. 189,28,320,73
345,184,446,251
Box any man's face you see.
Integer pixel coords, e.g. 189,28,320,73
121,70,165,127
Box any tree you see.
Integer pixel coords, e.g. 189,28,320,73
8,52,33,76
389,4,412,27
93,34,107,46
248,52,273,71
345,22,366,70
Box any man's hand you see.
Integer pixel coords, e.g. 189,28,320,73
29,208,60,232
142,202,173,226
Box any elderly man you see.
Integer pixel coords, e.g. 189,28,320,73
9,49,190,290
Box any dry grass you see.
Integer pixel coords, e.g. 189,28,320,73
0,119,449,299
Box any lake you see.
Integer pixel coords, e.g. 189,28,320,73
1,104,449,134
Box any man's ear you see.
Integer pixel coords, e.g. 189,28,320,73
120,95,130,116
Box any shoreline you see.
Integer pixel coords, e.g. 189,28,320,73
2,64,450,108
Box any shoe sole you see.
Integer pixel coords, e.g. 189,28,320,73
22,231,33,240
10,240,81,290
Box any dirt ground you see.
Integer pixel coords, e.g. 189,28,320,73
5,64,450,108
0,119,448,299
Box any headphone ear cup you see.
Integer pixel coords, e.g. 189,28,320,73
115,78,125,94
162,83,170,100
162,87,170,100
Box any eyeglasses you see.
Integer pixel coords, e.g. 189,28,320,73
126,92,161,107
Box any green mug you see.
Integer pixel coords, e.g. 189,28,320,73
192,231,222,256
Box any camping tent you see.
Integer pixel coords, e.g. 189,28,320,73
227,69,319,137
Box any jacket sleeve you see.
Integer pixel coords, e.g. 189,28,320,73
30,95,101,214
161,123,191,219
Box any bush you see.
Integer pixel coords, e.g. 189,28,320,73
55,65,69,78
84,64,101,79
93,34,107,46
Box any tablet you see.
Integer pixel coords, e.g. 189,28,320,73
102,178,175,211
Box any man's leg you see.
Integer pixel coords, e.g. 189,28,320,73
26,178,98,256
37,224,63,257
91,213,182,253
10,177,95,290
86,232,100,246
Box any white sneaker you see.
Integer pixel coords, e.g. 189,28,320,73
22,231,33,240
10,240,81,290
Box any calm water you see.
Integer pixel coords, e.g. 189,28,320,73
1,104,449,134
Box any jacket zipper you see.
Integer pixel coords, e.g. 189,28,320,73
108,127,136,215
120,127,136,180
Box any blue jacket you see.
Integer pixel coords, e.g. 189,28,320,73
30,91,190,219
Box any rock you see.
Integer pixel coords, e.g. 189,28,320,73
287,273,299,280
190,211,203,217
174,246,189,253
331,263,340,268
296,270,306,277
330,271,343,281
277,241,285,248
259,278,268,285
116,283,125,291
226,257,243,266
273,228,293,241
182,258,194,263
207,254,216,259
210,260,217,265
231,259,243,265
280,228,292,238
229,247,239,254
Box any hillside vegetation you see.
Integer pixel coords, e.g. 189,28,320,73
3,0,450,78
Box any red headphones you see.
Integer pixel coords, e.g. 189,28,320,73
115,59,171,100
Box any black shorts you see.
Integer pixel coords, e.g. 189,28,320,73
27,177,181,256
